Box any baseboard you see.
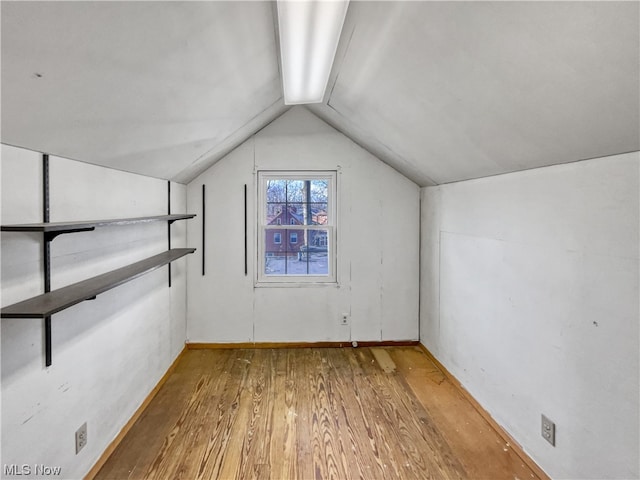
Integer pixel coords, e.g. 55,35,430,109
84,346,187,480
417,343,550,480
187,340,419,349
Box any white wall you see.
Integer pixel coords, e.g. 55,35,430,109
186,107,419,343
420,152,639,479
1,145,189,478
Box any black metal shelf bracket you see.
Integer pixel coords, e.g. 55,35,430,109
44,228,95,243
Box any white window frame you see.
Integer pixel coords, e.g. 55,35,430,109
257,171,337,284
290,232,298,244
274,232,282,244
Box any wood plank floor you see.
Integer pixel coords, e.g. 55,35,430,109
94,347,542,480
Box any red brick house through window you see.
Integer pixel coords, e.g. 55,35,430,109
265,205,327,256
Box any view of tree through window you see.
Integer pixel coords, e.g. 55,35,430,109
259,173,334,280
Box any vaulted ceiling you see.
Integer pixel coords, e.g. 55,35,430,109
2,1,638,186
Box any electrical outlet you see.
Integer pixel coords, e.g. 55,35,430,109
75,422,87,454
541,414,555,446
341,313,349,325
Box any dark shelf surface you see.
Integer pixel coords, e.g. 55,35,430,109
1,248,195,318
1,214,196,233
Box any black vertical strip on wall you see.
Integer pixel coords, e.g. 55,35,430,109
42,154,52,367
202,184,206,276
42,154,50,225
244,184,248,276
42,154,50,291
167,181,172,287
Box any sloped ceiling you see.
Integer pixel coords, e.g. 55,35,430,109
1,1,288,183
312,1,640,185
2,1,638,186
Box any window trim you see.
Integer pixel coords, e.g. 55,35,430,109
257,171,337,285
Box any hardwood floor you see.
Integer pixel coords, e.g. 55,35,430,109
94,347,544,480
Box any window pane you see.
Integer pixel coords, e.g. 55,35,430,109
286,180,305,202
265,229,288,275
310,180,328,202
310,203,328,225
287,203,304,224
310,229,328,247
267,203,286,223
265,229,285,250
265,254,286,275
266,180,286,203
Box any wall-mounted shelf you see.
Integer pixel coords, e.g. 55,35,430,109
1,154,197,366
1,248,195,319
1,214,195,239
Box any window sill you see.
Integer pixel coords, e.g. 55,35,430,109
254,281,340,289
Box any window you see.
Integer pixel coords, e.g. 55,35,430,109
258,171,336,283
